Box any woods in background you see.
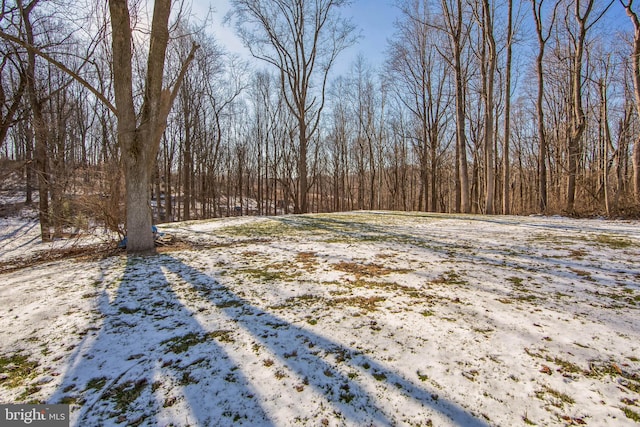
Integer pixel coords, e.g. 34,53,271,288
1,0,639,248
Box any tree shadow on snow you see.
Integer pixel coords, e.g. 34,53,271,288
50,254,273,426
160,254,490,426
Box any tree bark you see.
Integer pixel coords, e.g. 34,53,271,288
109,0,198,252
503,0,513,215
622,0,640,203
532,0,559,213
19,0,50,241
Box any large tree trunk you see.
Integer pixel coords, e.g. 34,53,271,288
532,0,558,213
623,1,640,203
503,0,513,215
481,0,496,215
297,119,308,213
109,0,197,252
455,49,469,213
442,0,470,213
124,155,155,252
635,137,640,201
20,0,50,241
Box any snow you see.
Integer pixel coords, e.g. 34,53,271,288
1,210,639,426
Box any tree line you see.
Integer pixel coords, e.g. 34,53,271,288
1,0,639,252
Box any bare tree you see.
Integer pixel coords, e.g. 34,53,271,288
502,0,515,214
621,0,640,203
532,0,559,213
477,0,497,214
0,43,26,150
565,0,614,213
387,0,450,212
229,0,356,213
439,0,471,213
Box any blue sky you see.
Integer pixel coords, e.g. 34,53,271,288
192,0,401,75
191,0,633,79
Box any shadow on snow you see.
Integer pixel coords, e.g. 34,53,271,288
51,252,489,426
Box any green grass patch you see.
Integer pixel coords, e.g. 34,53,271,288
594,234,634,249
535,386,574,408
162,333,207,354
373,372,387,381
218,219,297,238
330,296,386,312
237,267,299,282
162,330,234,354
622,406,640,422
215,299,244,309
0,353,39,388
86,377,108,391
106,379,148,412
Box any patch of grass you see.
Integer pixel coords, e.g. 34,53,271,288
431,270,468,286
333,261,407,279
218,219,296,238
339,383,355,403
594,234,633,249
330,296,385,312
522,414,536,425
535,386,575,408
568,249,588,259
417,371,429,382
58,396,79,405
86,377,108,391
548,357,583,374
162,333,207,354
284,350,298,359
506,276,524,286
0,353,39,388
162,330,234,354
373,372,387,381
118,306,141,315
215,300,244,309
208,330,235,343
569,268,593,280
106,379,148,412
622,406,640,422
238,267,299,282
295,252,318,271
270,294,325,310
514,294,538,302
18,385,41,400
421,310,435,317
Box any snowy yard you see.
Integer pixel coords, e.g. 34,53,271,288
1,211,639,426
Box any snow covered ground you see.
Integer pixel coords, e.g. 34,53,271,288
0,211,639,426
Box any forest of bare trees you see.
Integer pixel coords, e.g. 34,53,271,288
1,0,640,251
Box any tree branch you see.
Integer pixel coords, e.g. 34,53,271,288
0,29,117,114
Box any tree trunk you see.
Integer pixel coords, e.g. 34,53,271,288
503,0,513,215
623,1,640,203
481,0,496,215
20,0,50,241
109,0,197,252
297,119,308,213
532,0,558,214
